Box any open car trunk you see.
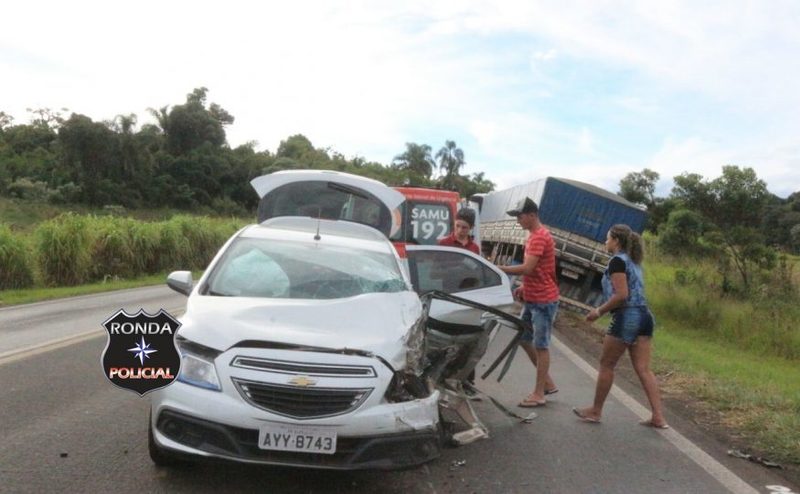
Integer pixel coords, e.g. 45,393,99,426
251,170,406,239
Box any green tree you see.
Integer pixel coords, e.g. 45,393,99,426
435,140,465,190
460,171,495,198
761,191,800,250
26,107,68,130
392,142,434,185
277,134,315,161
58,114,120,205
110,114,144,180
790,224,800,254
147,106,170,136
164,88,233,155
710,166,769,227
658,209,711,257
671,172,714,213
668,166,774,289
618,168,659,206
2,122,58,155
645,196,679,233
0,111,13,131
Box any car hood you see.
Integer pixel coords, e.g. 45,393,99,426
179,291,423,370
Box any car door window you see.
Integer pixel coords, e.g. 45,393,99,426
407,250,501,294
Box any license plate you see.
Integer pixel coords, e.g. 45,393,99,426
258,424,337,454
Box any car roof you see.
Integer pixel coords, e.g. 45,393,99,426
238,217,396,254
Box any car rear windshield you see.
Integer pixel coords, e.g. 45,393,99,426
204,238,407,299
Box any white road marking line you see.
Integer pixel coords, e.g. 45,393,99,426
0,330,104,366
0,307,185,366
552,335,760,494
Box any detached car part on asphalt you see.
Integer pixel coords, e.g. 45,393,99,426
149,171,519,470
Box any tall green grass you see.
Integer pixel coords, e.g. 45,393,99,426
0,224,35,289
91,216,138,279
646,259,800,361
1,213,246,288
35,213,94,286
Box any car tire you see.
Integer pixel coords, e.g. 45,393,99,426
148,413,184,467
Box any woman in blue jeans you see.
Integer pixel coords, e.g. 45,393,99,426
572,224,668,429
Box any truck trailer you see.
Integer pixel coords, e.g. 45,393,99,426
475,177,647,312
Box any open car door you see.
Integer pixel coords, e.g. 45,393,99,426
405,245,515,332
406,245,519,445
251,170,406,238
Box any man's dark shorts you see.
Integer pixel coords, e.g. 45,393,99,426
520,301,559,349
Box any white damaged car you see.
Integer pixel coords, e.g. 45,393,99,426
149,171,516,469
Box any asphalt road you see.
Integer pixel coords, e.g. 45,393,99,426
0,287,797,493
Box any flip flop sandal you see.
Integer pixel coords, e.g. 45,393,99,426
639,420,670,429
572,407,600,423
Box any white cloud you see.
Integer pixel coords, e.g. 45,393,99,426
2,0,799,197
533,49,557,62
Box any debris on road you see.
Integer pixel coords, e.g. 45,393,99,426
727,449,783,469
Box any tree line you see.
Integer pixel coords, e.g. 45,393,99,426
3,86,797,294
0,87,494,216
617,167,800,292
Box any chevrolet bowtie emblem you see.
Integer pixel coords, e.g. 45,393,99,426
288,376,317,387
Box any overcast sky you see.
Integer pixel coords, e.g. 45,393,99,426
2,1,799,197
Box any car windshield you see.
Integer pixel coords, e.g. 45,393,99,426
204,237,407,299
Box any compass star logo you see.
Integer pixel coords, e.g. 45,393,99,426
128,336,158,365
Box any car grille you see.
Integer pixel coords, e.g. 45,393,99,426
232,378,372,419
231,357,376,377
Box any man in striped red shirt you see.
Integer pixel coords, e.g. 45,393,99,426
499,197,560,407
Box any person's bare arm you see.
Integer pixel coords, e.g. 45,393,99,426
499,253,540,276
586,273,628,321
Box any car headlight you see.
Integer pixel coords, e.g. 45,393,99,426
176,336,222,391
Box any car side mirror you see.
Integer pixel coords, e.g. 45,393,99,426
167,271,193,296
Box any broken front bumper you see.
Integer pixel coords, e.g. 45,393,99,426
153,409,441,470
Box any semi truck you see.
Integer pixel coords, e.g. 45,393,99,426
473,177,647,312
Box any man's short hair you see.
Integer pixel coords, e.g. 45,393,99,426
456,207,476,228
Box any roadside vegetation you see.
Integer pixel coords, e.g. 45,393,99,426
645,252,800,464
0,212,244,300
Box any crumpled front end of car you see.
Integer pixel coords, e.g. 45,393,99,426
150,326,441,470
